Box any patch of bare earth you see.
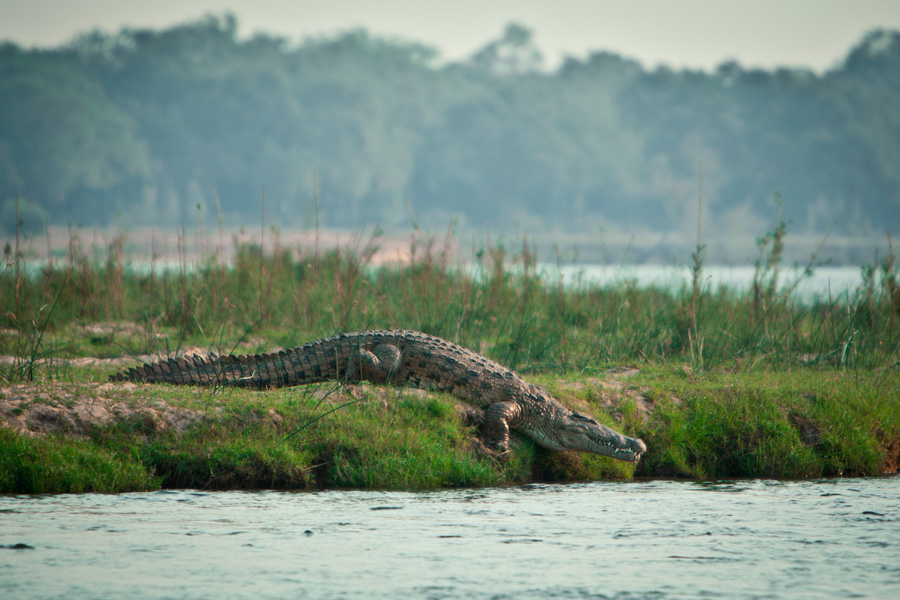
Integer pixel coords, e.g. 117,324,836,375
879,432,900,475
0,383,204,438
554,367,672,423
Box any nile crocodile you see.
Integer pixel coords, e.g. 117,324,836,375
110,330,646,461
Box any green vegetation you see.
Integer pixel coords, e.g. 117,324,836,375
0,427,159,493
1,367,896,494
1,17,898,263
2,15,896,493
2,222,898,374
635,368,900,479
0,378,641,494
0,225,898,494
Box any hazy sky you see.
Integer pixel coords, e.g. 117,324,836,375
2,0,900,71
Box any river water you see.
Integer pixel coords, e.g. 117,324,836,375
552,264,865,300
2,478,897,599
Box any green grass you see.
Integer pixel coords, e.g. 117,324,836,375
2,225,898,381
633,368,900,479
0,427,160,494
0,381,558,493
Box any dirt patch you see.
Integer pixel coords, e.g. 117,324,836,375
879,433,900,475
554,368,668,423
0,383,204,437
77,321,156,339
789,411,822,446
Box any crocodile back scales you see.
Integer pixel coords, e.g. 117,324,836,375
110,330,533,408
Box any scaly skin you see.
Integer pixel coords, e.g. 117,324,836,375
110,330,647,461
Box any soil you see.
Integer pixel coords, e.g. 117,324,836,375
0,382,205,438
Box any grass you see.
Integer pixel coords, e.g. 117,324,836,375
2,222,898,376
0,381,571,493
634,367,900,479
0,220,898,493
1,366,896,494
0,427,160,493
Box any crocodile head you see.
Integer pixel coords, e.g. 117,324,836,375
538,410,647,462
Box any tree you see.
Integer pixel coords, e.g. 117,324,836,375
0,43,151,230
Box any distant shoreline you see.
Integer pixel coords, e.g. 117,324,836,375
2,225,887,269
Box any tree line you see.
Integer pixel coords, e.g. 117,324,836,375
1,15,898,259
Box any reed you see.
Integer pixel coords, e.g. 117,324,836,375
2,221,898,383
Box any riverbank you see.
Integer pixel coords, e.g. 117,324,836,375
2,364,897,494
2,226,897,493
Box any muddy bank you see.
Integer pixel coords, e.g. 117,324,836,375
0,383,205,437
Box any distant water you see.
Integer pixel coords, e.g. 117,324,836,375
14,257,868,300
2,478,898,599
549,264,866,300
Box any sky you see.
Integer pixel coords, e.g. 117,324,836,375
1,0,900,72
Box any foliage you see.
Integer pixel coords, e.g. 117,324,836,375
0,17,897,251
0,427,158,493
636,368,900,479
1,226,898,383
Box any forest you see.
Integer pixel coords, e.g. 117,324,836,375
1,14,898,264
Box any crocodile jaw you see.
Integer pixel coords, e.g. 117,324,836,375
542,411,647,462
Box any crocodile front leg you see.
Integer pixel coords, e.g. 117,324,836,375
482,401,522,452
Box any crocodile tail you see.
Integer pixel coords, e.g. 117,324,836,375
108,345,341,388
110,353,238,386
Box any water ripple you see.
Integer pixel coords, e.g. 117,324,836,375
1,478,898,599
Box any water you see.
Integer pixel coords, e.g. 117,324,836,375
551,264,865,300
2,478,898,599
18,259,866,301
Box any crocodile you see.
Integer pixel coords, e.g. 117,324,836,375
109,330,646,461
